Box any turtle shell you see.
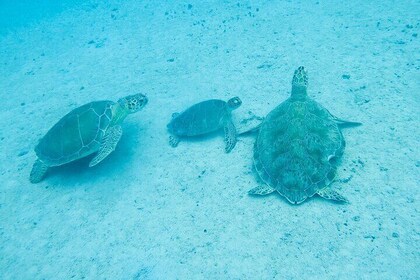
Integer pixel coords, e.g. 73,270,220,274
254,97,345,204
35,101,114,166
167,99,229,136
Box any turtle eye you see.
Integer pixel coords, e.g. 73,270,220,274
229,97,242,108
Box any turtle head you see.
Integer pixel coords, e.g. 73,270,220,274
291,66,308,98
118,93,148,114
227,97,242,110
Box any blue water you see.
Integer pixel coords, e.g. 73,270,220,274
0,0,85,37
1,1,419,279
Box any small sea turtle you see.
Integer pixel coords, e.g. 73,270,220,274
30,93,148,183
167,97,242,153
249,67,361,204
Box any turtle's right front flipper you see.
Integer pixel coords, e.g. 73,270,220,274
332,116,362,128
89,125,122,167
224,120,237,153
168,112,181,147
237,113,264,135
30,159,49,183
169,135,180,147
237,123,262,135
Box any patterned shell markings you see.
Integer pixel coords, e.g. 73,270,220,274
35,101,114,166
168,99,230,136
249,67,361,204
253,81,348,204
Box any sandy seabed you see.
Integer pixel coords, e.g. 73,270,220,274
0,0,419,279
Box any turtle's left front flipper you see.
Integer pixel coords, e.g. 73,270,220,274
89,125,122,167
224,120,237,153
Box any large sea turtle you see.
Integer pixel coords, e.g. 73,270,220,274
249,67,361,204
167,97,242,153
30,93,148,183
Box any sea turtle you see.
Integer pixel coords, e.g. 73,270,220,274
249,66,361,204
167,97,242,153
29,93,148,183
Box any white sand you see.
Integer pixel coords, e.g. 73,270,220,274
0,0,419,279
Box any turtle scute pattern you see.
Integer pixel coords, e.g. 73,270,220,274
36,101,113,166
251,66,360,204
167,97,242,153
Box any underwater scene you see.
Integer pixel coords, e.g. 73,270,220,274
0,0,419,279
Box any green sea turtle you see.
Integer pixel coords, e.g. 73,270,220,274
30,93,148,183
249,67,361,204
167,97,242,153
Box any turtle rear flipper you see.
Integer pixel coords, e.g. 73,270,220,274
89,125,122,167
30,159,49,183
224,120,237,153
248,185,276,195
317,188,349,203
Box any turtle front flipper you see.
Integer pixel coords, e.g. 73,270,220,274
223,120,237,153
169,135,180,147
248,185,276,195
332,116,362,128
168,112,181,147
317,188,349,203
30,159,49,183
89,125,122,167
238,123,262,135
